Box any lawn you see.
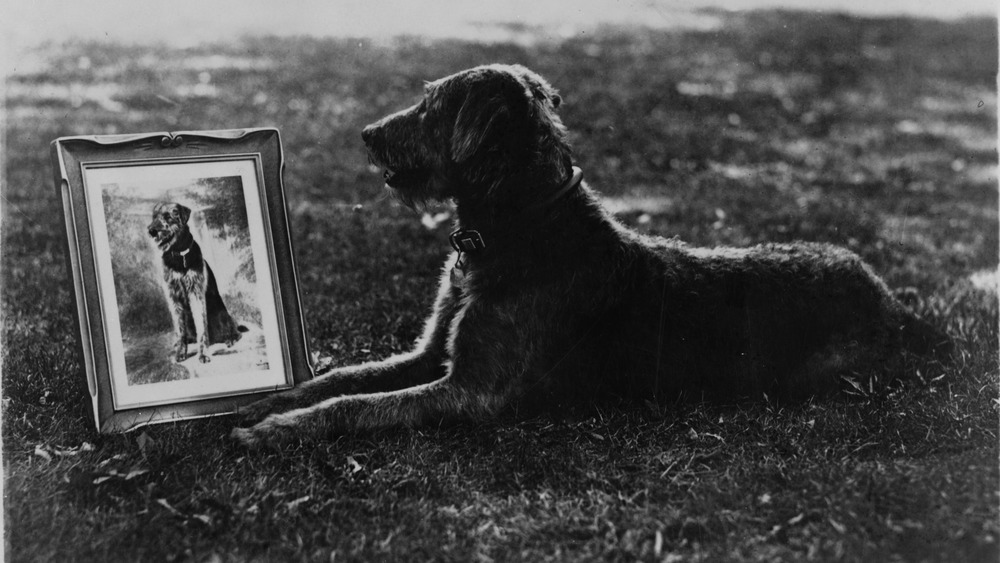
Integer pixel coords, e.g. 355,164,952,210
3,10,998,562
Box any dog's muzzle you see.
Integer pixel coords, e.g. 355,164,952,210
362,125,431,190
148,224,174,250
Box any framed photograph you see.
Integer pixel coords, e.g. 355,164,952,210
51,128,313,433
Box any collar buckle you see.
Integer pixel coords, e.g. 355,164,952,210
449,229,487,253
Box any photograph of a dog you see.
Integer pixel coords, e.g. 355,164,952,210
233,64,951,447
147,201,247,365
99,176,270,386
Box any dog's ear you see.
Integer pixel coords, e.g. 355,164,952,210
450,89,512,163
171,204,191,225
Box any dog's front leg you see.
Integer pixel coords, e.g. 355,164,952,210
169,291,189,363
231,353,524,448
236,271,461,425
189,288,210,363
231,375,471,447
236,351,448,425
231,297,531,447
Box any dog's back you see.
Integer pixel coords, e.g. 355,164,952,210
499,191,947,404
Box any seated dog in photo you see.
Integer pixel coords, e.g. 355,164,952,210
232,64,949,446
148,202,245,364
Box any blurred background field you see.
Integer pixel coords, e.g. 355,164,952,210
2,3,998,562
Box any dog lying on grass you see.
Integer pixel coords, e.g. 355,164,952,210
232,64,949,446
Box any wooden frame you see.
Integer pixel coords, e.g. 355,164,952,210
51,128,313,433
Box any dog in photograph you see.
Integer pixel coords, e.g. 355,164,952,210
148,202,246,364
232,64,950,446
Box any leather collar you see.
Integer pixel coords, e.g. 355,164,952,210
449,166,584,265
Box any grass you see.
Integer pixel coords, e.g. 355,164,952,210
3,10,998,562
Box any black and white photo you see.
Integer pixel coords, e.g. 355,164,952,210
85,160,285,407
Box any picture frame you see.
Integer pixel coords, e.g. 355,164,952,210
51,128,313,433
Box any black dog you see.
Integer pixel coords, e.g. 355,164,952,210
147,202,245,363
232,64,950,447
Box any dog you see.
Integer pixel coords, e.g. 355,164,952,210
147,202,245,364
231,64,949,447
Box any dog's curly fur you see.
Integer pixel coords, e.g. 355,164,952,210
232,64,949,447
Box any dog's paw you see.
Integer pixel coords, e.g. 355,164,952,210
230,426,263,448
235,400,276,427
199,354,211,363
236,389,306,425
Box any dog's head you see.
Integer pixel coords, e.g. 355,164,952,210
362,64,569,206
147,202,191,252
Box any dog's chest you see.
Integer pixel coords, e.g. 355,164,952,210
450,264,467,287
162,252,187,272
163,262,205,290
449,251,476,289
448,258,491,293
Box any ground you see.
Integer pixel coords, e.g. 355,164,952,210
124,326,268,386
2,10,998,562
